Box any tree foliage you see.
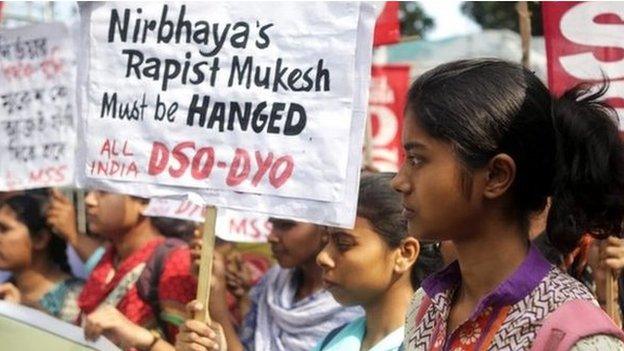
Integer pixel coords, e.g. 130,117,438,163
399,2,435,38
461,2,543,36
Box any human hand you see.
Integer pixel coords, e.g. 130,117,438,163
0,283,21,304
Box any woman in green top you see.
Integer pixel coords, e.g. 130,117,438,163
0,192,83,323
314,172,441,351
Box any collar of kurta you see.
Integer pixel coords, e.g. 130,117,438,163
421,244,552,317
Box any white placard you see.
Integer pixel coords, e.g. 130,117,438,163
143,197,270,242
0,23,76,191
78,2,378,228
0,301,119,351
143,197,205,222
215,208,271,243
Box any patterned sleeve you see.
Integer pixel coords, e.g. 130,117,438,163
404,288,426,344
571,335,624,350
157,247,198,342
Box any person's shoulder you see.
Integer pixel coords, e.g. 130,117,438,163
161,240,192,271
157,241,197,294
571,335,624,351
539,267,596,304
64,277,85,294
315,317,365,351
251,266,280,291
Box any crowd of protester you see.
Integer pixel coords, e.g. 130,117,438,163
2,58,624,350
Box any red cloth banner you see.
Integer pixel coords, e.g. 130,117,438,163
543,2,624,125
369,65,410,172
373,1,400,47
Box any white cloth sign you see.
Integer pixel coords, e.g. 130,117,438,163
143,197,205,222
78,2,378,228
143,198,270,242
0,23,76,191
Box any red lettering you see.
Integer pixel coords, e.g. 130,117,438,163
28,169,45,182
100,139,112,157
187,205,203,218
40,49,64,79
127,162,139,177
91,159,139,178
27,166,67,184
269,155,294,188
191,147,215,180
169,141,195,178
122,141,134,156
110,160,120,174
230,219,248,234
175,201,193,215
249,219,261,238
264,220,273,233
226,148,251,186
252,151,273,186
148,142,169,175
50,165,67,182
97,160,108,174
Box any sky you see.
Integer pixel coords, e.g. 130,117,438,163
0,1,482,41
420,0,482,40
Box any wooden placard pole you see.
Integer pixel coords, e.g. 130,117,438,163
606,269,620,326
194,206,218,322
517,1,531,68
75,189,87,236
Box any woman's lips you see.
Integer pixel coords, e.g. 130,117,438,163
270,246,286,257
322,278,338,289
402,207,416,219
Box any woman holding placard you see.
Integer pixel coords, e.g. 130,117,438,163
177,219,363,351
77,190,197,351
396,59,624,350
0,192,84,323
313,172,442,351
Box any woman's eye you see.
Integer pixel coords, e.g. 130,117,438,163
331,234,354,251
407,155,422,166
337,240,351,247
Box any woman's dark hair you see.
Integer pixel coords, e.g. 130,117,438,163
2,192,71,274
407,58,624,254
357,172,441,288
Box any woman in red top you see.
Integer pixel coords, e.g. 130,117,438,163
78,190,197,351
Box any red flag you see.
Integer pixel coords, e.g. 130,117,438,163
0,2,4,24
373,2,400,47
543,2,624,124
368,65,410,171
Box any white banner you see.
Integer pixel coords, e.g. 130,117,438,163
215,208,271,243
143,197,205,222
78,2,378,228
0,23,76,191
143,198,270,242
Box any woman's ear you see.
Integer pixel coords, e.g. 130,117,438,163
31,230,51,251
395,237,420,274
127,196,148,220
483,153,516,200
135,196,149,213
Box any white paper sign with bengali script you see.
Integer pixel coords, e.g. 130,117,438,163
0,23,76,191
78,2,378,228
